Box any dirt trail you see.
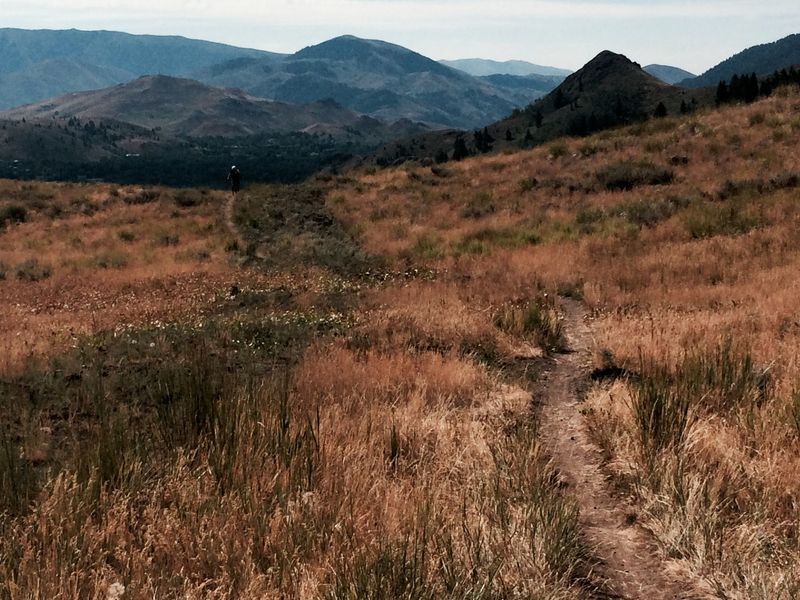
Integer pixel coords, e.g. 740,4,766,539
224,192,266,261
223,192,249,252
537,298,705,600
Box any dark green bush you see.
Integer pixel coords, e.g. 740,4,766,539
683,203,761,239
124,189,159,205
0,204,27,225
461,192,496,219
15,259,51,282
596,162,674,191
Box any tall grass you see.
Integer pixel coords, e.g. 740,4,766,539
0,322,587,598
493,298,565,352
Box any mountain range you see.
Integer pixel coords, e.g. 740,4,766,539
191,35,554,129
3,27,800,186
0,28,278,110
372,51,711,166
1,74,427,141
0,30,564,129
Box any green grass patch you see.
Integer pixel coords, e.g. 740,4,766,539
683,202,762,239
453,227,540,256
596,161,674,191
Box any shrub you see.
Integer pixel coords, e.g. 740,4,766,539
409,235,444,260
461,192,496,219
716,179,760,201
453,227,539,256
124,189,159,205
94,250,129,269
15,259,51,282
0,429,37,515
173,190,202,207
117,230,136,242
629,366,692,461
791,389,800,436
683,203,761,239
596,162,674,191
518,177,538,193
156,233,180,247
632,343,769,465
615,195,692,228
548,142,569,159
575,207,604,226
0,204,27,226
578,143,599,157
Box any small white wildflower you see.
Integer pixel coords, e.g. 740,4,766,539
107,582,125,600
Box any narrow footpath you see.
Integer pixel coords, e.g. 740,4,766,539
536,299,707,600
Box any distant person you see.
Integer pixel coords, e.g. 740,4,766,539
227,165,241,196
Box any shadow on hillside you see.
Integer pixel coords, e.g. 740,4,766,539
234,183,380,276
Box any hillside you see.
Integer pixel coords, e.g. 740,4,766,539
0,75,426,140
440,58,572,77
2,87,800,597
0,74,435,185
372,50,709,165
496,51,688,139
1,29,560,130
477,73,565,106
194,35,524,129
644,64,695,85
0,28,278,110
681,33,800,88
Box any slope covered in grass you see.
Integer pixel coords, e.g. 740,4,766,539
330,85,800,597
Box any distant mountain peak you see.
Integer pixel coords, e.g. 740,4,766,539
489,47,686,147
294,35,414,59
566,51,663,90
584,50,641,71
291,34,456,79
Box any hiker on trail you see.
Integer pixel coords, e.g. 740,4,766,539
227,165,241,196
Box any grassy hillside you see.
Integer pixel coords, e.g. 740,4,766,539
330,86,800,597
371,51,715,166
2,84,800,597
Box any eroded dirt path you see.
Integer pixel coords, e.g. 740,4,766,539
223,191,251,256
537,298,705,600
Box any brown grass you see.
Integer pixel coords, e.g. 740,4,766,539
4,88,800,597
327,88,800,596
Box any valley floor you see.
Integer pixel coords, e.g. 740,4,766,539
2,86,800,598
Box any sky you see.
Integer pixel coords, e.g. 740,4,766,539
4,0,800,74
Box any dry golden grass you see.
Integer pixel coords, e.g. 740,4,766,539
327,87,800,596
5,88,800,598
1,178,583,597
0,182,313,373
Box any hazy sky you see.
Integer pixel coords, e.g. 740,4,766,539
4,0,800,74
